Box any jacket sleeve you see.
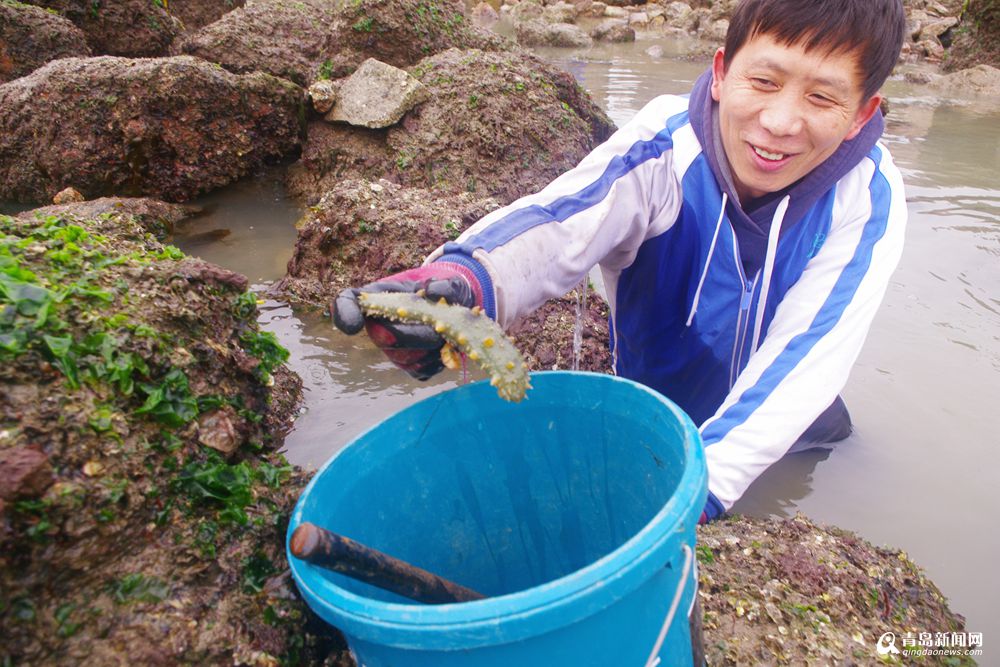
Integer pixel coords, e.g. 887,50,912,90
425,95,687,328
699,145,907,517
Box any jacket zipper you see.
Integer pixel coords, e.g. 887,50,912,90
728,229,758,388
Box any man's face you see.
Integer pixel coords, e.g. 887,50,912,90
710,33,882,202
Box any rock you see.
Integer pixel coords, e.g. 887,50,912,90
0,210,312,665
587,0,607,16
174,258,249,292
17,196,197,239
689,7,710,33
628,11,648,28
699,515,970,666
326,58,430,129
509,290,612,373
25,0,181,57
701,17,728,42
543,0,577,23
907,8,931,41
197,407,241,456
918,15,958,41
0,56,305,204
515,19,593,47
0,446,53,500
279,179,500,304
662,0,692,26
172,0,335,86
471,1,500,28
603,5,627,18
51,186,84,204
175,0,507,86
918,36,945,61
590,18,635,42
903,69,935,85
925,0,952,16
645,44,664,58
932,64,1000,96
308,78,340,114
0,0,90,83
708,0,737,20
167,0,246,32
510,0,544,20
287,47,615,208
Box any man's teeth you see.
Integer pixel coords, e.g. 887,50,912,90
753,146,785,160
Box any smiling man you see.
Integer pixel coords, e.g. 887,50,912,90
334,0,908,522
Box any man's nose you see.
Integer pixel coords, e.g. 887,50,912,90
758,98,805,137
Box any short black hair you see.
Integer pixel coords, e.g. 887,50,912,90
723,0,906,100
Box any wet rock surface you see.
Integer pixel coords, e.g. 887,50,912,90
0,56,305,204
0,447,54,501
16,196,196,240
167,0,246,32
698,514,974,666
278,178,500,305
590,17,636,42
24,0,180,56
287,47,615,207
174,0,507,87
0,0,90,83
515,19,593,47
0,209,334,665
509,287,613,374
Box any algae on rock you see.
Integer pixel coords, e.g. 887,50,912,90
0,210,332,665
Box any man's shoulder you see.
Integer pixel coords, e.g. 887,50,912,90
634,94,691,126
836,141,905,198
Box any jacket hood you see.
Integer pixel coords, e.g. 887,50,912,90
687,68,884,276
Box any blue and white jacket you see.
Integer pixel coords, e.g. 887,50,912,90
427,71,907,519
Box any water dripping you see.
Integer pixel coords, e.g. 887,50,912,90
571,277,588,371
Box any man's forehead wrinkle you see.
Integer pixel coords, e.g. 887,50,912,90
741,54,852,95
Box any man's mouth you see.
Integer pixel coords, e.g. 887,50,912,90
752,145,787,161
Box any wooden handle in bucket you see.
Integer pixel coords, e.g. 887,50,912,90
290,522,486,605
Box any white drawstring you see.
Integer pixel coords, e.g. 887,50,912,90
686,192,727,327
750,195,790,353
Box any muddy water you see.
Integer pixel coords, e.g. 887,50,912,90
171,39,997,649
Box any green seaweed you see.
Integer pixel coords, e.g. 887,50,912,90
358,291,531,402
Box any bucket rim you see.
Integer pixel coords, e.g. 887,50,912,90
288,371,708,646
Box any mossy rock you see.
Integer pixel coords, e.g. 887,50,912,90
0,209,335,665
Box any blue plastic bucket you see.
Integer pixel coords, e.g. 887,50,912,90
288,371,707,667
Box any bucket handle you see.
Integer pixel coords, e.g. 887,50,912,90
643,543,694,667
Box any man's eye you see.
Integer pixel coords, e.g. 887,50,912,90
810,94,835,106
751,78,775,87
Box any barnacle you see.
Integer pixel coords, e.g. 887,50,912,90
358,292,531,402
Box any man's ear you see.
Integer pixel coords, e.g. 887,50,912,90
710,47,726,102
846,94,883,140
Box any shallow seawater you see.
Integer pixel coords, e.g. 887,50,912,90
16,35,996,650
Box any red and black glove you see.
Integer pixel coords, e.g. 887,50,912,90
332,263,483,380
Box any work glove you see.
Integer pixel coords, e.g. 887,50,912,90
332,263,483,380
